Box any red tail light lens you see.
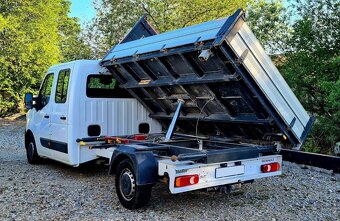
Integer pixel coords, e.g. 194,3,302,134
261,162,280,173
175,174,199,187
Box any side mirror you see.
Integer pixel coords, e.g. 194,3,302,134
24,93,34,109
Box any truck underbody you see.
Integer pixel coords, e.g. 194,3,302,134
78,132,282,194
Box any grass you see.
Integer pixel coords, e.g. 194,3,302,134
0,186,9,194
255,194,270,200
231,201,245,207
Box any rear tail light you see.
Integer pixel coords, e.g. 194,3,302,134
175,174,199,187
261,162,280,173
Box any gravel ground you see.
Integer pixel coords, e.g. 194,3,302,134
0,120,339,221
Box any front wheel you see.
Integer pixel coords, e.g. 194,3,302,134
25,134,41,164
115,159,152,209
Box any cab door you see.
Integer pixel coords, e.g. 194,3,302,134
49,69,71,161
34,73,55,156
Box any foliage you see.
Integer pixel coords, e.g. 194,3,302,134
246,0,291,53
246,0,339,153
0,0,91,116
278,0,339,153
85,0,246,58
1,0,338,154
58,4,93,62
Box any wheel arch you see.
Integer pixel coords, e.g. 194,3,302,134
109,153,130,175
25,129,35,149
109,145,158,186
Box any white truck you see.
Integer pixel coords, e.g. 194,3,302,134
24,10,313,209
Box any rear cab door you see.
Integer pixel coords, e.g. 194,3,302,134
49,66,72,163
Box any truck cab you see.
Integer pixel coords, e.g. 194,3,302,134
24,60,161,165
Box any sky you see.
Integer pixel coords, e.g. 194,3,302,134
68,0,296,25
69,0,96,24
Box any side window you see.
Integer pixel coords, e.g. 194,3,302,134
39,73,54,108
86,74,132,98
55,69,70,103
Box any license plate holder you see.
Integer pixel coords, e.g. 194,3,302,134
215,165,245,178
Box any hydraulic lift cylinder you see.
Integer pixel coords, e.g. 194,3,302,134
165,99,184,141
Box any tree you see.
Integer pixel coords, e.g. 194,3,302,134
278,0,339,153
0,0,91,115
245,0,339,153
85,0,246,58
246,0,291,54
58,1,93,62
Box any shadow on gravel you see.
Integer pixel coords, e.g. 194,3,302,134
35,157,255,211
38,158,109,177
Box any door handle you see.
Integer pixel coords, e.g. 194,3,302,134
44,115,49,118
60,116,66,120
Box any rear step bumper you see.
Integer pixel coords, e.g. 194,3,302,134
159,155,282,194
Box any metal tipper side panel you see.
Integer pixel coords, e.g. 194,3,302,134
222,18,313,148
101,9,313,149
102,17,227,62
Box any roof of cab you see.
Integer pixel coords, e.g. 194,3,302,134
47,60,100,72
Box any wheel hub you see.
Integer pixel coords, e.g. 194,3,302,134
119,168,136,201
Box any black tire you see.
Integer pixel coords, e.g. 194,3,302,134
115,159,152,209
25,133,41,164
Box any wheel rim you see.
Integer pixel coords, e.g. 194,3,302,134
28,142,35,159
119,168,136,201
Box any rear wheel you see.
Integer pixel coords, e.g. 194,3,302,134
25,133,41,164
115,159,152,209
